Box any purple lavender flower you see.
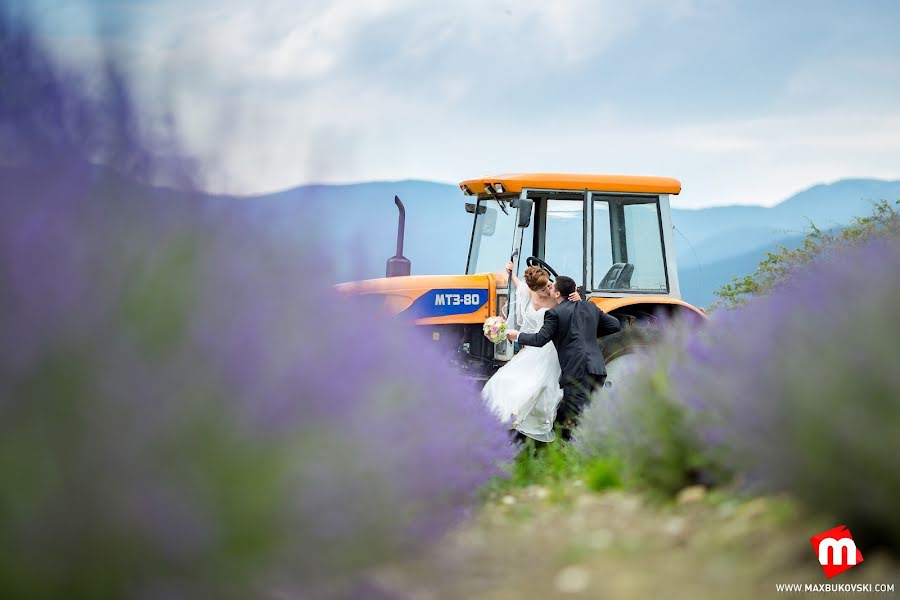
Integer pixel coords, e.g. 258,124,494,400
577,233,900,549
0,13,513,598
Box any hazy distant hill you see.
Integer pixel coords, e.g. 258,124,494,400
11,165,894,309
671,179,900,306
678,234,807,308
247,180,473,279
242,177,900,307
671,179,900,245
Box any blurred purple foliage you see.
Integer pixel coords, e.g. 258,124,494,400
0,9,512,598
579,236,900,549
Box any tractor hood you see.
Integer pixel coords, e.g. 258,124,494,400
335,273,497,325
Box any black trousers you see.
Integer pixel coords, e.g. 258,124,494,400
556,375,603,438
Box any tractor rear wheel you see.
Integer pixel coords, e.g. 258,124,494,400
599,324,660,393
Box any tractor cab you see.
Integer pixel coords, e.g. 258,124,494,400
461,174,685,327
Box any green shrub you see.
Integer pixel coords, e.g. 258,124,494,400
489,438,623,499
577,329,731,499
583,456,623,492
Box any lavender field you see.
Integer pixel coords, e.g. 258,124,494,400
1,14,516,597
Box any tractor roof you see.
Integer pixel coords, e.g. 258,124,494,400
459,173,681,197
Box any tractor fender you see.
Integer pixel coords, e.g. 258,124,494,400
589,296,706,322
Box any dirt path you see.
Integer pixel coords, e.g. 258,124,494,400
369,485,899,599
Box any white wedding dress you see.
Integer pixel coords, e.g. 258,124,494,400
481,283,563,442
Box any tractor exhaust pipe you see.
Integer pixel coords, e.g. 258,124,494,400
386,195,411,277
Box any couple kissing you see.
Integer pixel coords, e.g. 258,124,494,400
482,265,621,443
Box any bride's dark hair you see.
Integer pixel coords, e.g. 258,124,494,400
523,266,549,291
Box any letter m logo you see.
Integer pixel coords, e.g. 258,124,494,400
811,525,864,578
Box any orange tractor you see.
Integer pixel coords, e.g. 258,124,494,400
337,173,704,387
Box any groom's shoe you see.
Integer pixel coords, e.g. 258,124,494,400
508,430,528,446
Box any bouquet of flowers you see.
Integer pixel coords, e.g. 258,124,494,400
483,316,508,345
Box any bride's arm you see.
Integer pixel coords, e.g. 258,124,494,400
505,261,520,289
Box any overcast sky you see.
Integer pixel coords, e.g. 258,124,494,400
21,0,900,207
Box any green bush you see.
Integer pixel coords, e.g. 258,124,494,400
583,456,623,492
490,439,623,499
577,328,731,499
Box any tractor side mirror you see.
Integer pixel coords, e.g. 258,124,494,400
515,198,533,228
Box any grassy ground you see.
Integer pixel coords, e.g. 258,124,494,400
364,447,900,599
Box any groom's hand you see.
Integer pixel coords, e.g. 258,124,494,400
506,330,519,341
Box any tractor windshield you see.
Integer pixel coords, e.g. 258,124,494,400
466,199,518,275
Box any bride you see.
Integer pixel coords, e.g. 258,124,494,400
482,263,579,443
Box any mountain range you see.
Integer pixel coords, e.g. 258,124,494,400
8,164,895,309
247,177,900,308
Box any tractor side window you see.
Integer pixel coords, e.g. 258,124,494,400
543,199,583,279
592,195,668,292
623,202,667,291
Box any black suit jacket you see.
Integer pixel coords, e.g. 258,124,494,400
517,300,621,385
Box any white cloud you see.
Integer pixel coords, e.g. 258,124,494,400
121,0,700,191
26,0,900,207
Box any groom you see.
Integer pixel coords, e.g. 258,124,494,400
506,276,621,439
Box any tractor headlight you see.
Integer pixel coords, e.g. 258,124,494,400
494,183,505,194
